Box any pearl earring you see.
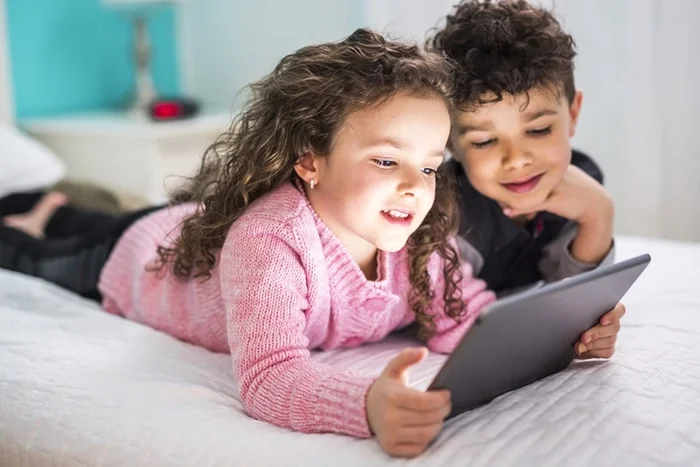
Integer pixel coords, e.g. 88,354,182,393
309,179,316,190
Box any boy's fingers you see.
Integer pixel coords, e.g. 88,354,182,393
503,207,535,217
576,336,617,355
582,321,621,344
601,303,626,325
582,336,617,352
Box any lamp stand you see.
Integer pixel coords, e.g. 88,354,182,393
130,15,157,115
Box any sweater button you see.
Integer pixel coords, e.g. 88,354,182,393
365,297,386,313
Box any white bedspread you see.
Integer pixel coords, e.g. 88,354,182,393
1,236,699,467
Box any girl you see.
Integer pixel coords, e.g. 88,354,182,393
0,29,621,458
1,29,481,457
101,29,485,457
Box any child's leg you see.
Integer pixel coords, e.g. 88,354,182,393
44,205,121,238
2,192,67,238
0,206,161,301
0,191,47,216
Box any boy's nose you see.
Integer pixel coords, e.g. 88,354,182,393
502,149,533,171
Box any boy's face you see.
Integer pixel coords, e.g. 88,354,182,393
449,86,582,212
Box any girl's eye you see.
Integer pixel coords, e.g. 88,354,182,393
471,139,495,149
372,159,397,168
422,168,437,176
528,126,552,136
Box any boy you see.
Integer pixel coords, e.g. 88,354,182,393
430,0,622,359
430,0,615,293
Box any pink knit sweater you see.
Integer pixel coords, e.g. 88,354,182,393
98,182,495,438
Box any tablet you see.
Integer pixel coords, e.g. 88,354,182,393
428,253,651,419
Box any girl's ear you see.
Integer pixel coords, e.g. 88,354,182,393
294,152,322,188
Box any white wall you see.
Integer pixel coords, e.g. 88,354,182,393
0,0,14,125
364,0,454,42
548,0,661,239
178,0,363,112
550,0,700,241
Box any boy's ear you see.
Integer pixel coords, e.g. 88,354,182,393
568,90,583,137
294,152,322,185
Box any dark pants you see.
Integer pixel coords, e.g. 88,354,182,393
0,191,161,301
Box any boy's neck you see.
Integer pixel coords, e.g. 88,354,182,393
509,216,525,228
510,213,536,228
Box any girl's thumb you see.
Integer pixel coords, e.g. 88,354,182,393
382,347,428,382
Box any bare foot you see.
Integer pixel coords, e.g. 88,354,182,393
2,191,68,238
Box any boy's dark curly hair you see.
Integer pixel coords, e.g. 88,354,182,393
428,0,576,110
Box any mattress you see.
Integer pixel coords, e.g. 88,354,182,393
1,236,699,466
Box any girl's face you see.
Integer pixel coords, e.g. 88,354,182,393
296,92,450,266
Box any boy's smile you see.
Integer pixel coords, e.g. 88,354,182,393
501,172,545,194
449,86,582,212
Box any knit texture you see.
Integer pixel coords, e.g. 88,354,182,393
98,182,496,438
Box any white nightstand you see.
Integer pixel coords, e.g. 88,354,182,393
21,111,232,203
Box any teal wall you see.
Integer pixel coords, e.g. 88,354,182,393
6,0,179,119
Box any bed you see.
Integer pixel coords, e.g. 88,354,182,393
1,235,700,467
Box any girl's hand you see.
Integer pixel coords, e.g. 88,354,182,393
366,347,451,458
575,302,626,359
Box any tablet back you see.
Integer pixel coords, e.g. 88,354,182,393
429,254,651,419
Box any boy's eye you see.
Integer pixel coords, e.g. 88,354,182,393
471,139,495,149
528,126,552,136
372,159,397,168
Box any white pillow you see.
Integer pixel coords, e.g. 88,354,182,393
0,124,66,198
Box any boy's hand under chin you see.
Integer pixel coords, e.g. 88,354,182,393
504,165,614,264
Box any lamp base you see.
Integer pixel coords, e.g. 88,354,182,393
128,15,157,115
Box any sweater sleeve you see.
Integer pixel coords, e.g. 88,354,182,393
425,245,497,354
538,222,616,282
219,230,375,438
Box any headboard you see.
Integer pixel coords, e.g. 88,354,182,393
0,0,14,125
